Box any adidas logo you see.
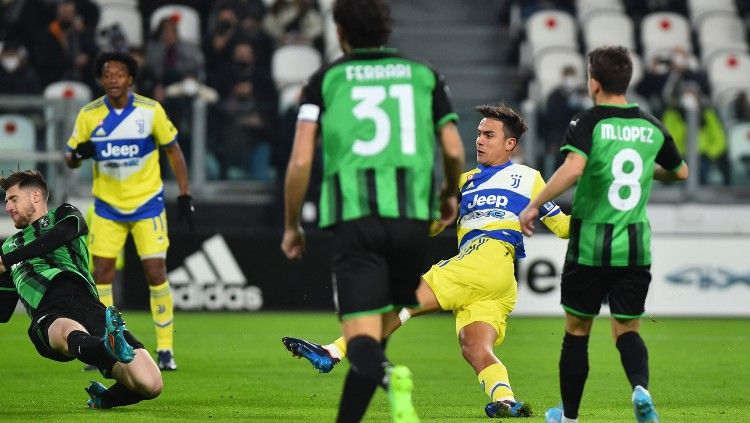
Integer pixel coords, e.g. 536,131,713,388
169,234,263,311
466,181,474,189
95,127,107,136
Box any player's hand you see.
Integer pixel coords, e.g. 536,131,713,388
72,141,96,161
0,257,5,274
438,192,458,228
281,226,305,260
177,194,195,232
519,206,538,236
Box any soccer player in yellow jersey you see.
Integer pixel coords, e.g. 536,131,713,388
283,104,571,418
65,51,194,371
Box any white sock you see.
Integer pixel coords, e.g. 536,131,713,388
562,417,578,423
323,344,343,360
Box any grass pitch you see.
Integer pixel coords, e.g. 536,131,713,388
0,312,746,422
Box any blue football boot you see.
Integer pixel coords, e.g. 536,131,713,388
85,380,109,409
544,405,564,423
485,400,533,418
103,306,135,364
633,385,660,423
282,337,339,373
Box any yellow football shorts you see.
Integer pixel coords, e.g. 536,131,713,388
89,210,170,259
423,236,517,346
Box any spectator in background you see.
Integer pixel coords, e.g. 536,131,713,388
263,0,323,48
637,48,709,117
145,16,206,89
129,47,160,99
205,2,242,89
219,76,274,180
0,41,41,95
542,65,592,175
210,38,275,179
32,0,98,90
662,82,731,186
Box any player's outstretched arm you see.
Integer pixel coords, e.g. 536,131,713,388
282,120,318,260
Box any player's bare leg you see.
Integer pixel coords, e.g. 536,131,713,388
459,322,531,418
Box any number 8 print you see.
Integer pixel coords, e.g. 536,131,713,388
608,148,642,211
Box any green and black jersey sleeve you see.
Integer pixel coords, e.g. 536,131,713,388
559,104,685,267
0,203,97,311
298,48,459,227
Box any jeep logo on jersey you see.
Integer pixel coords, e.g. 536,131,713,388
467,193,509,210
101,142,140,158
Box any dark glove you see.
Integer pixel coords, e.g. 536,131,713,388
72,141,96,161
177,194,195,232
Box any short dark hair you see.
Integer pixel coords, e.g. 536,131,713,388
587,46,632,95
94,51,138,79
474,103,529,140
333,0,391,49
0,170,49,201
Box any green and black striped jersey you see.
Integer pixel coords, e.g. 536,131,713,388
298,47,459,227
0,203,96,312
561,104,684,267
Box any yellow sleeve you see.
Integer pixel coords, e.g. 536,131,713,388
153,102,179,146
66,110,90,150
542,212,570,239
532,171,570,239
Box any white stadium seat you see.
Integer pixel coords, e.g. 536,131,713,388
576,0,624,23
583,11,635,52
629,51,643,87
0,114,36,172
708,52,750,106
91,0,136,7
97,3,143,48
533,48,585,105
688,0,736,28
150,5,201,46
698,12,748,65
43,81,92,101
641,12,692,62
271,44,322,90
526,10,578,58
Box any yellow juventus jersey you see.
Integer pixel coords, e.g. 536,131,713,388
456,161,569,258
67,93,178,221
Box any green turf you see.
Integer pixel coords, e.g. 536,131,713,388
0,312,747,422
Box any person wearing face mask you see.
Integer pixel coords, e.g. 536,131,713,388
542,66,593,176
32,0,98,91
0,41,41,95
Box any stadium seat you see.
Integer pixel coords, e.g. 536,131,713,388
323,11,343,61
583,11,635,52
43,81,92,101
533,48,585,106
687,0,736,28
91,0,136,7
640,12,692,63
629,52,644,87
278,83,304,115
698,12,748,66
727,122,750,185
576,0,624,24
707,52,750,106
271,44,322,91
526,10,578,59
149,5,201,46
0,114,36,172
97,3,143,48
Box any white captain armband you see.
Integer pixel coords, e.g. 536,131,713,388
297,104,321,122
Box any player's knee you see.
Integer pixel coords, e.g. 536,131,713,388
136,372,163,399
460,340,492,367
143,266,167,286
93,264,115,284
